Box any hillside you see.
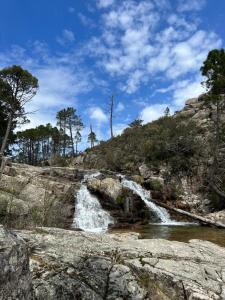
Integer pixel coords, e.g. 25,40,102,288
74,95,225,214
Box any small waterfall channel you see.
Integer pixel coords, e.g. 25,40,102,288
72,172,114,233
121,177,188,225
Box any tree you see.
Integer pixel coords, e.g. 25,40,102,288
0,65,38,176
88,125,97,148
129,119,143,128
164,107,170,117
201,49,225,198
56,107,84,157
74,130,82,155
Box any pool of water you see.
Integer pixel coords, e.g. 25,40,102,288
111,224,225,247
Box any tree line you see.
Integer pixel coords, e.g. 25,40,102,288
0,49,225,178
0,65,100,170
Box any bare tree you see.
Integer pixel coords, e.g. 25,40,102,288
109,94,114,139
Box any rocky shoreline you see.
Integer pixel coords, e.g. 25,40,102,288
1,225,225,299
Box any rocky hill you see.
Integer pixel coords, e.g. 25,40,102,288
72,95,225,216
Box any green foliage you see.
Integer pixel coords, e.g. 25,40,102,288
147,179,163,192
88,125,97,148
201,49,225,95
84,115,205,177
0,65,38,156
129,119,143,128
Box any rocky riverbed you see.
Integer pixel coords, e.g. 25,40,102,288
1,225,225,299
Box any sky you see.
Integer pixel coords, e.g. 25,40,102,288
0,0,224,149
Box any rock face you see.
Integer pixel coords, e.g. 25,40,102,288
0,164,81,228
87,176,152,226
0,225,32,299
206,210,225,224
17,227,225,300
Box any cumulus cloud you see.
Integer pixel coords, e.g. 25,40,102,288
97,0,115,8
0,43,95,130
140,104,170,124
87,0,221,95
89,107,107,123
177,0,206,12
113,123,127,136
115,102,125,112
57,29,75,46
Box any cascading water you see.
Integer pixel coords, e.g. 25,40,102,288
121,178,172,223
72,173,114,233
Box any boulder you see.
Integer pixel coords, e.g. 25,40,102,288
17,227,225,300
87,177,152,225
185,97,199,106
206,210,225,224
87,177,123,202
0,226,32,299
138,164,152,179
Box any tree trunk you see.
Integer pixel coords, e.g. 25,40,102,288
69,123,75,157
150,198,225,229
110,95,114,139
0,112,12,156
0,112,13,180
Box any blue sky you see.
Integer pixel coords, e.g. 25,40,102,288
0,0,224,148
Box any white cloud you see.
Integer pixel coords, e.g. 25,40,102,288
115,102,125,112
57,29,75,46
87,0,222,95
172,77,205,107
177,0,206,12
113,123,127,136
140,104,169,124
157,76,205,108
0,43,95,136
89,107,107,123
97,0,114,8
68,7,75,13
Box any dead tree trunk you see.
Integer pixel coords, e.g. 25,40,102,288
150,198,225,229
110,94,114,139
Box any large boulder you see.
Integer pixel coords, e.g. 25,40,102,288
17,227,225,300
87,177,123,203
0,225,32,299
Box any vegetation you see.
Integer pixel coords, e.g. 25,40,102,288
200,49,225,204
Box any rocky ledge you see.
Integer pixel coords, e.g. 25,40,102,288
14,227,225,300
0,163,86,228
0,225,32,299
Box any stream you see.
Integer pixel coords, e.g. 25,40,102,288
72,173,225,247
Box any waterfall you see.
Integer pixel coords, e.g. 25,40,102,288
121,178,172,223
72,172,114,233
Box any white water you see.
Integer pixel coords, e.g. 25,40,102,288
72,172,114,233
121,177,192,226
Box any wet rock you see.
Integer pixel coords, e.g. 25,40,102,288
0,225,32,299
17,227,225,300
86,176,152,225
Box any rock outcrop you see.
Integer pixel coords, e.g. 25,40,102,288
87,176,152,226
0,225,32,299
17,227,225,300
0,164,81,228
